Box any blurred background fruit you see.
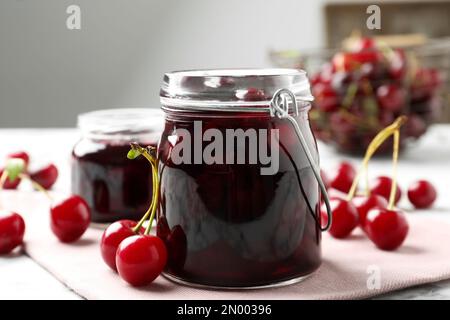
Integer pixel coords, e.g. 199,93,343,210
270,34,448,155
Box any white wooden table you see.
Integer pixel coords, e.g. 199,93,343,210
0,126,449,300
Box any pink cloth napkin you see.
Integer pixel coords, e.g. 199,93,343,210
7,192,450,300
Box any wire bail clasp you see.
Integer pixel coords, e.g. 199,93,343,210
269,89,332,232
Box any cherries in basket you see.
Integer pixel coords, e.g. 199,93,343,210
321,116,437,251
310,36,443,154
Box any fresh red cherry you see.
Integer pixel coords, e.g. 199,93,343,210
329,162,356,193
313,83,340,112
50,195,91,243
0,212,26,254
352,194,388,228
116,234,167,286
389,49,407,80
331,71,353,92
329,113,356,136
321,197,359,239
371,176,402,205
411,68,442,101
378,110,395,128
407,180,437,209
318,63,335,84
30,164,58,190
365,208,409,250
7,151,30,168
351,50,382,65
310,72,323,86
352,37,376,52
100,220,144,271
405,115,427,139
0,168,21,189
376,84,405,112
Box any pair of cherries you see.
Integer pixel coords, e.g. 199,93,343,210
100,144,167,287
100,220,167,286
0,151,59,190
0,152,91,255
322,192,408,251
321,161,437,250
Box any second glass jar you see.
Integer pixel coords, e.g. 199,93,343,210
72,108,163,223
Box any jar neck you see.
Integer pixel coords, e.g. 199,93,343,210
161,103,311,122
80,130,161,145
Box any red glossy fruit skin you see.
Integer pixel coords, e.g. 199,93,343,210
116,235,167,287
50,195,91,243
30,164,59,190
0,212,25,254
389,49,407,80
353,37,376,52
321,198,359,239
371,176,402,205
405,115,427,139
0,168,21,189
365,208,409,250
313,83,340,112
376,84,405,112
352,194,388,228
7,151,30,168
407,180,437,209
329,162,356,193
100,220,143,271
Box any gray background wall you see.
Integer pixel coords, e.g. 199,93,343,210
0,0,326,127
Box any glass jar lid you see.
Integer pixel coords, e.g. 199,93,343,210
160,68,313,112
77,108,164,140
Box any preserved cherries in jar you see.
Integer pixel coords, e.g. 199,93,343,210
157,69,329,288
72,109,163,223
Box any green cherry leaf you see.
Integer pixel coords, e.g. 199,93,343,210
5,158,25,182
127,148,141,160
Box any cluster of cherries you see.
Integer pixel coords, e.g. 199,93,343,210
0,152,58,190
310,36,443,154
320,117,437,250
0,151,91,255
100,144,167,287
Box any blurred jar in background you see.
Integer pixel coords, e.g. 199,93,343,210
72,108,163,223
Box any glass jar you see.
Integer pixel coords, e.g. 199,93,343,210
72,108,164,223
157,69,331,288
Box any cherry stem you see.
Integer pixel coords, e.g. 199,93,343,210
18,173,54,202
0,170,7,190
388,130,400,210
346,116,407,201
129,143,159,235
0,162,54,209
342,83,358,109
144,165,159,235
